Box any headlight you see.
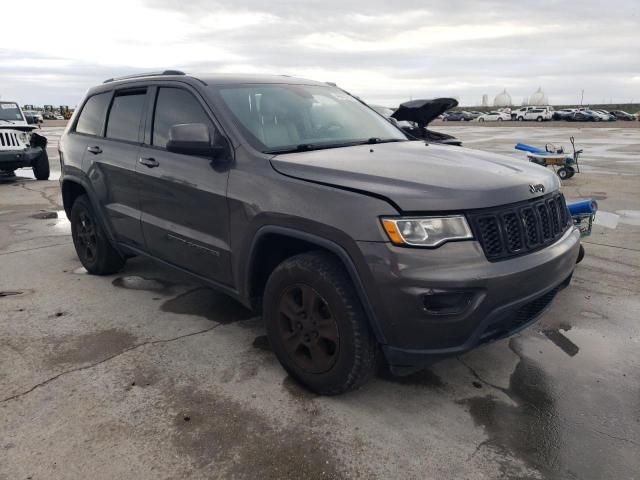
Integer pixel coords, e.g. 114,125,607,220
19,132,32,144
381,216,473,247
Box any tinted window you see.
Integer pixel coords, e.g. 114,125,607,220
76,93,110,136
106,91,146,142
152,88,211,148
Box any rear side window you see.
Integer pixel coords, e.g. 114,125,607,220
76,93,110,136
152,88,211,148
106,90,147,142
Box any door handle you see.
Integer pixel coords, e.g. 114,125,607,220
87,145,102,154
139,157,159,168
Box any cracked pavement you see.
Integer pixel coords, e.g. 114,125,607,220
1,126,639,479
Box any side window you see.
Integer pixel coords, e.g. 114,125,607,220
105,90,147,142
75,93,110,136
152,88,211,148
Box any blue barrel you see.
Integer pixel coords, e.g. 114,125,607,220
515,143,547,154
567,199,598,215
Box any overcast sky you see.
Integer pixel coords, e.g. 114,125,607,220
1,0,638,107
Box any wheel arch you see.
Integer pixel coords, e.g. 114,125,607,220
61,176,120,251
245,226,387,344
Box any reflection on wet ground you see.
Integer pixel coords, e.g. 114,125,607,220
160,287,254,324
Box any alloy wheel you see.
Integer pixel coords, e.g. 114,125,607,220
277,284,339,374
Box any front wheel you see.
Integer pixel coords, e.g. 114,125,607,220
497,117,503,122
263,251,378,395
536,116,543,122
32,150,50,180
518,116,524,121
70,194,125,275
479,118,485,122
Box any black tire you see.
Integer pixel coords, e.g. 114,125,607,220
497,117,503,122
518,116,524,121
32,150,50,180
557,167,569,180
263,251,378,395
576,244,585,264
479,118,485,122
565,166,576,178
70,194,125,275
536,116,543,122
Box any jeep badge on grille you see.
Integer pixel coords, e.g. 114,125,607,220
529,184,545,193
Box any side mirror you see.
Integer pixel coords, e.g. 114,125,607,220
166,123,227,159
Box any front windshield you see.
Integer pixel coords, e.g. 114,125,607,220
214,84,407,153
0,102,24,122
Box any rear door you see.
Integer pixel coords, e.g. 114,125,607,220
136,85,232,284
82,88,147,248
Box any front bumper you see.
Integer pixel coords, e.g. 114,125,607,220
0,146,43,170
357,227,581,369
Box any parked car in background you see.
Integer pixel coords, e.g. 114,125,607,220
522,108,553,122
594,110,616,121
467,111,483,120
0,101,50,179
553,109,576,120
511,106,537,120
376,98,463,146
23,110,43,124
610,110,635,121
43,112,57,120
568,110,600,122
442,111,473,121
477,111,511,122
54,114,65,120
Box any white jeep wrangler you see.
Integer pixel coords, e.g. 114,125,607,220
0,101,49,180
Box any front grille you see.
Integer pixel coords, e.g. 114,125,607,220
0,131,22,148
468,192,571,261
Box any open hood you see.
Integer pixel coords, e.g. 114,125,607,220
270,141,559,212
391,98,458,127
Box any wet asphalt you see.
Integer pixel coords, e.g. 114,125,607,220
0,124,638,479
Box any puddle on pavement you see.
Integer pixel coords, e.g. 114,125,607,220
252,335,272,351
462,339,561,477
48,328,138,366
30,210,58,219
160,287,254,323
112,275,174,293
378,366,445,388
167,384,338,477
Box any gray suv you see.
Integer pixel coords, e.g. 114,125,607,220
59,71,580,394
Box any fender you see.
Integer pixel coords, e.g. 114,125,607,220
60,174,124,257
245,225,388,344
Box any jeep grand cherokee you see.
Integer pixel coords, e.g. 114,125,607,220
59,71,580,394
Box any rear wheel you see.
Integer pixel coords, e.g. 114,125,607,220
557,167,569,180
536,116,543,122
263,251,378,395
497,117,503,122
70,194,125,275
479,118,485,122
32,150,50,180
564,166,576,178
576,244,585,264
518,116,524,121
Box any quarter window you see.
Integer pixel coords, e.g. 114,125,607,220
75,93,110,136
152,88,211,148
106,90,146,143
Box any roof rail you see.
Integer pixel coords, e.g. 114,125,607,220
103,70,186,84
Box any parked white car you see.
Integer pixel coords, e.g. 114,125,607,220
477,111,511,122
0,102,50,179
519,108,553,122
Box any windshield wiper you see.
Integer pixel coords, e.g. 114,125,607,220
264,138,407,155
0,119,15,124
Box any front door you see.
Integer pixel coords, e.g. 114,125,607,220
136,86,232,285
